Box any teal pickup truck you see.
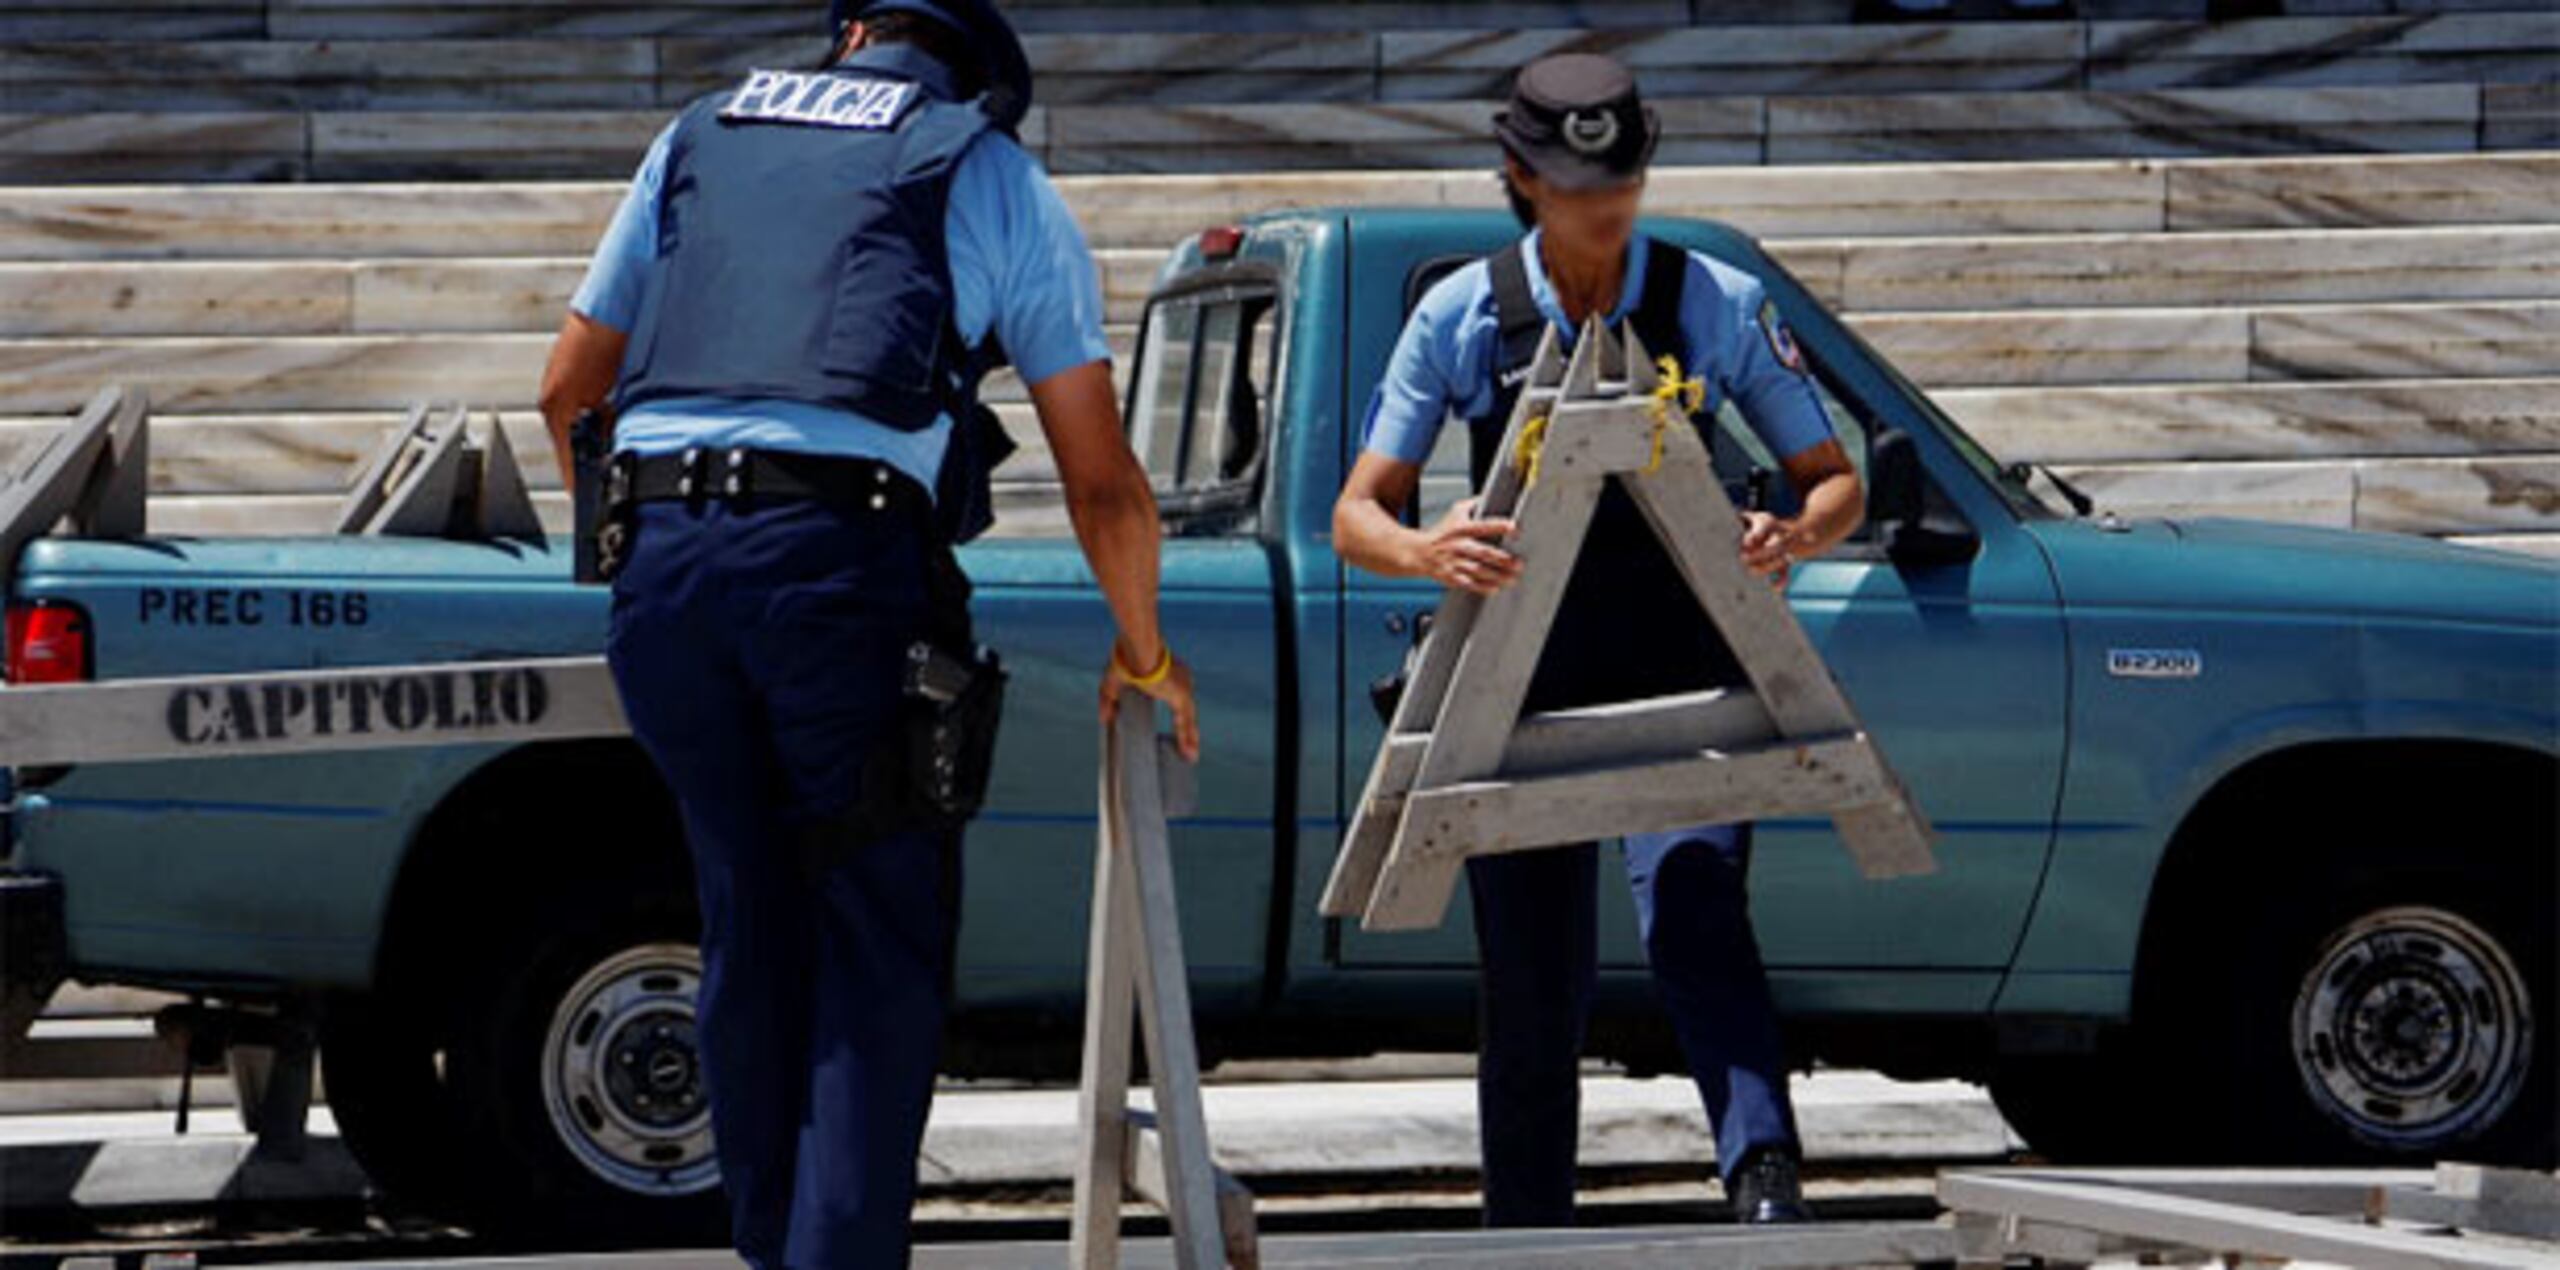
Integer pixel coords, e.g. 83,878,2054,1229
1,209,2551,1233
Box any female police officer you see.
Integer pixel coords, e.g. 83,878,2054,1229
1332,53,1866,1228
539,2,1198,1265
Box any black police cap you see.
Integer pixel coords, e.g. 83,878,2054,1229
827,0,1033,132
1492,53,1660,190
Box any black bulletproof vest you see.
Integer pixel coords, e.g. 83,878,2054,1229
1462,236,1748,713
612,43,1015,542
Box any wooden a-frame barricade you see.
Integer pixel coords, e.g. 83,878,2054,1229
1071,691,1261,1269
1322,318,1938,933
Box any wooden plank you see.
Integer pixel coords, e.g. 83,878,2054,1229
1072,695,1232,1270
1359,329,1612,930
1066,722,1139,1269
1320,325,1566,919
1469,688,1779,780
1939,1168,2558,1270
1619,423,1935,878
1404,733,1887,861
0,654,626,767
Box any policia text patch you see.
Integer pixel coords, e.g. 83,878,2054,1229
721,70,918,130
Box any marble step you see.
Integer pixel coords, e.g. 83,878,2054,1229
1043,83,2503,176
1378,13,2556,101
0,305,2549,425
1936,377,2560,465
10,14,2549,110
0,404,1059,496
0,329,1163,418
2450,532,2560,559
117,483,1074,538
1853,300,2560,387
1,153,2546,263
9,252,2551,390
2,81,2530,184
9,221,2554,342
1790,224,2560,312
47,1,2508,43
5,374,2550,502
2047,453,2560,536
96,454,2556,541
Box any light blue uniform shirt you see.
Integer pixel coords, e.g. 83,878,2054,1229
1361,227,1834,467
571,112,1114,498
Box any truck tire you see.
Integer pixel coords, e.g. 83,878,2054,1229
439,885,727,1241
2230,875,2552,1167
319,992,471,1217
1986,1049,2174,1164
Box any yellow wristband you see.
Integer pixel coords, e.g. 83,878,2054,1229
1117,642,1173,688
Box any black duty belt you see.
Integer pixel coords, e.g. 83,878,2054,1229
603,445,932,523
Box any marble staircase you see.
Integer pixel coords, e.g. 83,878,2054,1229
0,150,2550,555
0,8,2552,180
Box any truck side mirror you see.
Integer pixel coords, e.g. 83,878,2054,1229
1869,429,1981,569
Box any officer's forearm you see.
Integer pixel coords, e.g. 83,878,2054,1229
539,311,630,492
1791,472,1864,557
1335,496,1426,579
1066,470,1167,668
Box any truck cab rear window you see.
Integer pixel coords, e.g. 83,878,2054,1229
1125,283,1282,521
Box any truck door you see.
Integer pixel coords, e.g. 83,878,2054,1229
960,265,1293,1020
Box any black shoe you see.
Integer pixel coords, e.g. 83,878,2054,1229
1730,1147,1812,1224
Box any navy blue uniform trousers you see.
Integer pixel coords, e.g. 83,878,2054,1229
605,493,955,1269
1467,825,1801,1226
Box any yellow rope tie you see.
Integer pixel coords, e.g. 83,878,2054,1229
1644,353,1708,474
1511,413,1550,488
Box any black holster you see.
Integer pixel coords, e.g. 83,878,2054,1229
800,545,1006,875
570,408,637,584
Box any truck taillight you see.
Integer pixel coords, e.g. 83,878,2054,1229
6,601,91,684
1199,224,1243,260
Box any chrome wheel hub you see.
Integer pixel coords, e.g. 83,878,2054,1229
540,941,719,1196
2292,906,2531,1151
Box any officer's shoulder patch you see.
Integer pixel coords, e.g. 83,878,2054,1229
720,68,917,131
1757,296,1806,374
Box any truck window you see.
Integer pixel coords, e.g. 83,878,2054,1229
1125,282,1281,529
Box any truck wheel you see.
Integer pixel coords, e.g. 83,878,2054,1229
442,889,726,1240
319,992,470,1217
2246,892,2551,1165
1986,1049,2170,1163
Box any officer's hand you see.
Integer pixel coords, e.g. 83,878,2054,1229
1739,510,1795,588
1412,498,1523,597
1101,643,1201,762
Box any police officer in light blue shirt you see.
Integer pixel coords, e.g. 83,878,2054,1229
539,3,1200,1264
1334,53,1867,1228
